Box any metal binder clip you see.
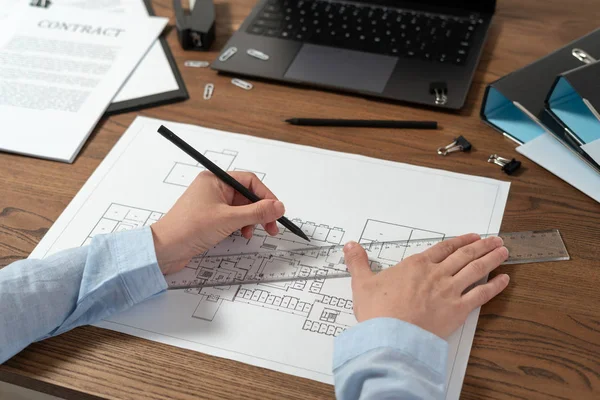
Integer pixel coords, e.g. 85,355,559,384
437,136,472,156
173,0,215,51
488,154,521,175
30,0,51,7
231,78,253,90
203,83,214,100
572,48,597,65
184,60,210,68
247,49,270,61
430,82,448,106
219,47,238,62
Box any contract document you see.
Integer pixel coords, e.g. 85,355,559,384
0,6,167,162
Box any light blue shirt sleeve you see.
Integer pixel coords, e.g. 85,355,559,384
333,318,448,400
0,226,167,364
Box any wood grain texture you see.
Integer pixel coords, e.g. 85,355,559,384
1,0,600,398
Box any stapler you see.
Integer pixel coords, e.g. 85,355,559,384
173,0,215,51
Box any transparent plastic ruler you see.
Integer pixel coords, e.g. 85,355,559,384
168,229,569,290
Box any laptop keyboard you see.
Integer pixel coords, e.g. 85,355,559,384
247,0,485,65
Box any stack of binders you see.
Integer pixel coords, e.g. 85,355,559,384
481,28,600,203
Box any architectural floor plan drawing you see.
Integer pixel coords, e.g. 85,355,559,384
83,203,164,246
30,117,511,399
184,219,346,336
176,219,446,337
164,149,266,187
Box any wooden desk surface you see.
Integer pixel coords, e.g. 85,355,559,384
1,0,600,399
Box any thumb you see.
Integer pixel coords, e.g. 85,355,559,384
229,200,285,228
343,242,374,284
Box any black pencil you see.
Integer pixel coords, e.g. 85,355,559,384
157,125,310,242
285,118,438,129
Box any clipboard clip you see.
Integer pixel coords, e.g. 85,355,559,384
173,0,216,51
572,48,597,65
437,136,472,156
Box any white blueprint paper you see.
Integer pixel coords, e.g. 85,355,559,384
0,7,166,162
30,117,510,399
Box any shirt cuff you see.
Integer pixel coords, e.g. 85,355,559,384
110,226,167,304
333,318,448,375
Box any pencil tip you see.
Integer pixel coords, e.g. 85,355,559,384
285,119,293,123
296,229,310,242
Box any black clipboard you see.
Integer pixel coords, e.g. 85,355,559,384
105,0,188,115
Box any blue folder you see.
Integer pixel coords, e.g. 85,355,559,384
546,61,600,147
480,28,600,202
481,28,600,146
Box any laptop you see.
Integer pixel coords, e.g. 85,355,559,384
211,0,496,110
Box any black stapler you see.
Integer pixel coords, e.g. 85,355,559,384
173,0,216,51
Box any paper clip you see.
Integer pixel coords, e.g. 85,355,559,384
184,60,210,68
203,83,214,100
488,154,521,175
247,49,270,60
437,136,471,155
219,46,238,62
231,78,253,90
572,48,597,65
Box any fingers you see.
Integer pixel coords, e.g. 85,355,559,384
453,246,509,291
241,225,254,239
264,221,279,236
461,274,510,311
241,221,279,239
439,236,504,276
222,173,282,238
230,172,279,203
343,242,374,284
228,199,285,230
422,233,481,264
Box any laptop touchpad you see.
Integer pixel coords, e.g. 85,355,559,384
284,44,397,93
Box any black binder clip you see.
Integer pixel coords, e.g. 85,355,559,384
173,0,216,51
437,136,472,156
488,154,521,175
429,82,448,106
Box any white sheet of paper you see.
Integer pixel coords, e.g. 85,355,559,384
112,40,179,102
0,7,167,162
582,138,600,166
34,0,180,103
517,133,600,203
0,0,18,19
30,117,510,399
